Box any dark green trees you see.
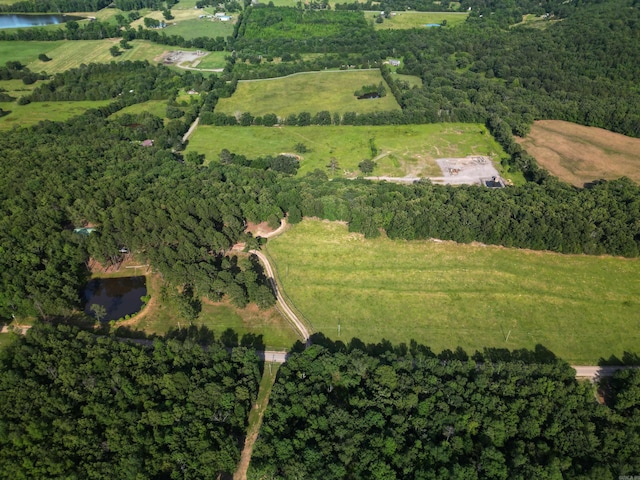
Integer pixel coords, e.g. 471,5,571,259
0,324,261,478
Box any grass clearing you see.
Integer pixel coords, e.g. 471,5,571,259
215,69,400,118
517,120,640,186
266,219,640,364
0,100,112,130
186,123,506,177
394,72,422,88
368,11,468,30
111,100,169,120
163,17,235,40
103,264,300,350
24,40,182,75
193,50,228,69
0,40,65,65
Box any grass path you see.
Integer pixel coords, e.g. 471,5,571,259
234,362,280,480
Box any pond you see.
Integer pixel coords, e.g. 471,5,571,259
83,276,147,322
357,92,381,100
424,23,442,27
0,14,84,29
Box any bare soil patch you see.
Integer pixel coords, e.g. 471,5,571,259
517,120,640,186
245,221,277,237
155,50,207,67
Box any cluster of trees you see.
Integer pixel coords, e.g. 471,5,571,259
250,341,640,478
0,324,261,478
0,97,280,319
218,148,300,175
203,110,415,127
273,173,640,257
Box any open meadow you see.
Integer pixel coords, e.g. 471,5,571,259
266,219,640,364
186,123,507,177
0,100,112,130
0,40,64,65
215,69,400,117
517,120,640,186
21,40,180,75
368,11,468,29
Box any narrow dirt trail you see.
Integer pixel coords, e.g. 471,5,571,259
234,363,280,480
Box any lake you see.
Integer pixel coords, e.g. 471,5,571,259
83,276,147,322
0,14,84,29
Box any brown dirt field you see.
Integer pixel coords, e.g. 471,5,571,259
516,120,640,186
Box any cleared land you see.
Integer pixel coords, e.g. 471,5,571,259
266,219,640,364
0,40,64,65
94,265,300,350
21,40,186,75
186,123,507,177
517,120,640,186
215,70,400,117
0,100,111,130
368,11,468,29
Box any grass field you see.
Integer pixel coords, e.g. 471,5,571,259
23,40,178,75
186,123,507,177
111,100,169,120
368,11,468,29
394,73,422,88
0,79,40,98
215,70,401,118
194,51,228,69
162,17,235,40
0,41,64,65
266,219,640,364
0,100,112,130
517,120,640,186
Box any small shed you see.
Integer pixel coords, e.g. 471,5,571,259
141,139,154,147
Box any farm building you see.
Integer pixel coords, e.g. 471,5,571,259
387,59,401,67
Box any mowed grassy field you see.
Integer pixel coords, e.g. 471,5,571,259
22,40,178,75
0,41,65,65
186,123,506,177
215,70,401,118
517,120,640,186
368,11,468,29
0,100,112,130
266,220,640,364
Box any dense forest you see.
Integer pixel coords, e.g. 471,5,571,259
250,342,640,479
0,323,261,478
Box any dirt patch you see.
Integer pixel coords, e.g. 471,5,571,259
517,120,640,186
246,221,277,237
155,50,207,67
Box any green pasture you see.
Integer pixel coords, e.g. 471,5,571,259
0,100,112,130
194,50,228,69
215,70,400,118
394,72,422,88
111,100,169,120
186,123,506,177
0,79,40,99
0,40,64,65
369,11,468,29
266,220,640,364
162,17,235,40
24,40,176,75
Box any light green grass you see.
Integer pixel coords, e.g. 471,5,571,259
369,11,468,29
216,70,400,117
0,100,112,130
0,79,40,98
394,73,422,88
24,40,181,75
194,51,228,69
0,333,18,351
111,100,169,119
186,123,507,177
163,17,235,39
0,40,65,65
266,219,640,364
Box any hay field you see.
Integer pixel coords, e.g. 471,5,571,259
0,100,111,130
215,70,401,117
186,123,506,177
266,219,640,364
368,11,468,29
517,120,640,186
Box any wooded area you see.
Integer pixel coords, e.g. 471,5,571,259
250,342,640,479
0,323,261,478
